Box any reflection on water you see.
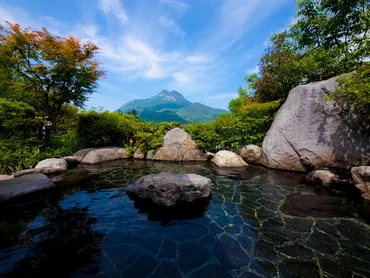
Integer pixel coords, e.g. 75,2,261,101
0,160,370,278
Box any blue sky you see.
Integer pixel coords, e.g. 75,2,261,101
0,0,296,110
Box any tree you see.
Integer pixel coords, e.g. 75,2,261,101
291,0,370,72
254,32,302,102
0,22,105,129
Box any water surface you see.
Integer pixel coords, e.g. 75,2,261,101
1,160,370,278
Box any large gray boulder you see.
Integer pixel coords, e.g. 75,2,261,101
211,150,248,167
351,166,370,200
262,76,370,172
79,148,132,164
0,173,53,201
126,172,212,206
240,144,262,163
35,158,68,174
154,128,206,161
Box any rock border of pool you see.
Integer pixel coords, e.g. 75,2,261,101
1,126,369,203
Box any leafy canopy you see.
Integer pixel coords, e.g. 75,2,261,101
0,22,105,125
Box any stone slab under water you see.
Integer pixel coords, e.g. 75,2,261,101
0,160,369,277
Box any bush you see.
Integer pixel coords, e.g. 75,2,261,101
185,101,280,152
134,121,179,152
0,98,40,138
77,110,142,148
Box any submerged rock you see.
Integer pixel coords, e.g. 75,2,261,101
35,158,68,174
154,128,206,161
281,193,357,218
307,170,339,187
0,173,53,201
352,166,370,199
211,150,248,167
240,144,262,164
126,172,212,207
80,148,132,164
261,76,370,172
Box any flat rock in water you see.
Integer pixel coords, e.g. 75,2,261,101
127,172,212,206
81,148,132,164
0,173,53,202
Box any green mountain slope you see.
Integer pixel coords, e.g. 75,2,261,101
177,102,227,123
117,90,227,123
139,109,188,124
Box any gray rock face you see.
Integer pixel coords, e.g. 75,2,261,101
0,173,53,201
154,128,206,161
0,175,12,181
240,145,262,163
74,148,95,162
307,170,338,187
262,76,370,172
211,150,248,167
13,169,39,178
351,166,370,200
79,148,132,164
35,158,68,174
146,150,156,160
126,172,212,206
134,150,146,160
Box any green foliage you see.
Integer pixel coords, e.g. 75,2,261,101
0,22,105,127
77,109,141,148
185,100,279,152
134,122,177,152
329,64,370,122
0,98,40,138
0,138,42,174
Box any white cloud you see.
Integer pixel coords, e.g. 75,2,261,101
159,0,189,12
158,15,185,37
99,0,128,24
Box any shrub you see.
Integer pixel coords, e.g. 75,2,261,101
0,98,40,138
77,110,141,148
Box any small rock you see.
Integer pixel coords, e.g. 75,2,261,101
35,158,68,174
205,152,215,160
240,144,262,163
146,150,156,160
13,169,39,178
307,170,338,187
134,150,146,160
211,150,248,167
0,173,53,202
62,156,79,167
127,172,212,207
351,166,370,200
81,148,132,164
